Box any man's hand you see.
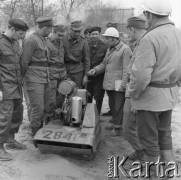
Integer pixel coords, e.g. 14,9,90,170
131,107,137,114
87,69,96,76
118,85,125,92
83,76,88,86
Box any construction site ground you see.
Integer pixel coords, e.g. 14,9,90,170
0,92,181,180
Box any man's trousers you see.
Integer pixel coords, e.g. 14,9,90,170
107,90,125,128
136,110,172,157
123,98,142,151
0,98,23,143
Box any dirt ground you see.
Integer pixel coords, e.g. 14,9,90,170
0,92,181,180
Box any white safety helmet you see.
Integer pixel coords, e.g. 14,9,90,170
102,27,119,38
143,0,172,16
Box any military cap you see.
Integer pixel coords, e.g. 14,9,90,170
8,18,29,31
89,26,101,34
71,21,82,31
84,26,91,35
53,24,66,35
106,22,118,29
127,16,146,29
36,16,53,27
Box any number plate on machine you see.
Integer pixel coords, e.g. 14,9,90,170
39,129,89,143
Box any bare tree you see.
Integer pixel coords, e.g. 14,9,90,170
41,0,43,15
59,0,87,22
1,0,22,18
30,0,36,25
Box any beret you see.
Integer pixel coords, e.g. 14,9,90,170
84,26,91,34
106,22,118,29
71,21,82,31
127,16,146,29
36,16,53,27
53,24,65,35
89,26,101,34
8,18,29,31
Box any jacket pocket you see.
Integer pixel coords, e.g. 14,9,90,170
2,51,14,56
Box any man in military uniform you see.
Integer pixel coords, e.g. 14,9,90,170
123,16,146,162
84,26,91,39
0,19,28,161
63,21,90,88
45,25,67,123
21,16,53,136
86,26,108,114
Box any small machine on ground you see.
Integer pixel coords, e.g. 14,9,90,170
33,80,102,158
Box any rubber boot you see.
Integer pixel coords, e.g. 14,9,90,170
5,138,26,150
144,155,160,180
0,144,12,161
31,121,43,137
160,150,177,180
128,150,145,163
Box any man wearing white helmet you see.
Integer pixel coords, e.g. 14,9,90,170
88,27,132,136
129,0,181,179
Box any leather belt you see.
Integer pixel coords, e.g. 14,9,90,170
148,82,178,88
29,62,64,68
49,63,64,68
65,61,82,64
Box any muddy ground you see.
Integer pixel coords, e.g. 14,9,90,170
0,93,181,180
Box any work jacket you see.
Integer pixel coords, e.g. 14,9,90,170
129,18,181,111
94,40,132,91
88,38,108,82
63,33,90,75
0,34,22,99
21,32,50,83
46,37,66,80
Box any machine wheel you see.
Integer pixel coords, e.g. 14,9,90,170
82,150,96,161
62,104,71,126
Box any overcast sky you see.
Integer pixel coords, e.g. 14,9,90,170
101,0,181,27
49,0,181,27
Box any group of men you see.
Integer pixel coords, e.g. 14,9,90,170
0,0,181,179
0,15,109,161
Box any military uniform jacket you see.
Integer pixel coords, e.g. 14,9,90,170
88,38,108,81
129,18,181,111
63,33,90,74
88,39,108,69
21,32,49,83
0,34,22,99
94,41,132,91
46,37,66,80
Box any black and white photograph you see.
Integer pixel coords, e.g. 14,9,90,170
0,0,181,179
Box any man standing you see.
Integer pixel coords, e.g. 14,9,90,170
86,26,108,114
88,27,132,136
129,0,181,179
63,21,90,88
0,19,28,161
101,22,119,117
84,26,91,39
123,16,146,162
21,16,53,136
45,25,67,123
